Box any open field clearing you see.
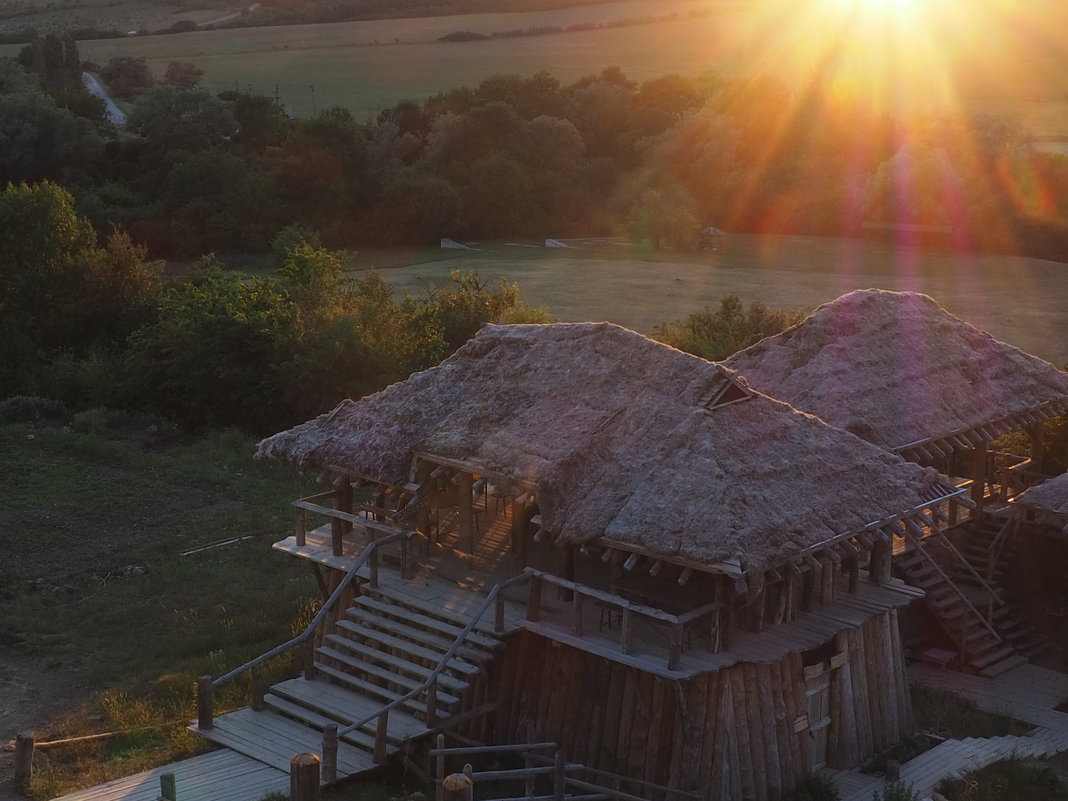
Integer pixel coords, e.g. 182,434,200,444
0,0,230,37
360,234,1068,368
2,0,1066,137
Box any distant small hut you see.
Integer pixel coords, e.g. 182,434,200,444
698,226,725,251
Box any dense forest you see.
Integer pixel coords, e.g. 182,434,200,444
3,32,1068,437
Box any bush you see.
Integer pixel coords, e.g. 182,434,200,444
872,782,918,801
769,773,840,801
0,395,70,424
936,757,1068,800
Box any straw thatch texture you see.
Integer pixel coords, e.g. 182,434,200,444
1016,472,1068,515
726,289,1068,452
258,322,946,572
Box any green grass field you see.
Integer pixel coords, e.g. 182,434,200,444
357,234,1068,368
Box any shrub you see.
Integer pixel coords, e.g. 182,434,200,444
769,773,840,801
0,395,70,424
936,757,1068,800
872,782,918,801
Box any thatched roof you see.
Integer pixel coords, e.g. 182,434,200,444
726,290,1068,460
1015,472,1068,517
258,322,953,575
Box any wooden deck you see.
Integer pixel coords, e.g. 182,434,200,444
49,749,288,801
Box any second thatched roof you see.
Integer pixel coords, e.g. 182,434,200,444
726,289,1068,459
1015,472,1068,517
259,322,953,576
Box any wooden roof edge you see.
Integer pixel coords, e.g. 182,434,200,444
412,451,538,492
894,399,1068,460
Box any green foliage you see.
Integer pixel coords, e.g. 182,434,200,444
100,55,154,98
769,773,841,801
871,781,918,801
652,295,805,361
911,686,1020,739
935,757,1068,801
0,395,70,424
862,734,931,776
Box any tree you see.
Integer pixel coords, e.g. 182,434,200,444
652,295,805,362
163,60,203,87
0,89,106,185
100,55,155,98
127,85,237,153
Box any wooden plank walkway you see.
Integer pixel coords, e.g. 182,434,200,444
825,663,1068,801
50,749,288,801
192,707,376,776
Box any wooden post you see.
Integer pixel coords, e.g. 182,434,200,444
571,591,584,636
511,497,528,574
303,638,316,680
426,678,439,727
159,772,177,801
322,725,338,783
494,593,505,635
290,752,321,801
14,732,34,790
527,575,543,622
251,663,265,711
435,733,446,801
1029,421,1046,474
620,609,633,655
559,545,575,602
197,676,214,730
553,750,566,801
971,442,988,516
370,537,380,588
846,556,859,594
869,540,891,585
336,474,354,533
331,516,344,557
459,472,474,552
295,507,307,547
374,710,389,764
668,623,683,670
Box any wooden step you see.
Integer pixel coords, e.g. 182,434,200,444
194,707,376,777
978,653,1029,678
322,634,472,694
333,619,482,676
269,677,428,740
351,595,501,651
316,645,464,706
366,585,501,636
345,607,494,663
313,662,435,719
969,644,1016,670
263,695,378,751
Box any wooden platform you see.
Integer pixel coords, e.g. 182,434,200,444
49,749,288,801
192,707,376,776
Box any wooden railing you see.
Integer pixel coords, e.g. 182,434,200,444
196,532,408,731
328,571,532,769
430,733,702,801
523,569,720,671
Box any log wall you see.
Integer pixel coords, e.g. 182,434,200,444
489,610,912,801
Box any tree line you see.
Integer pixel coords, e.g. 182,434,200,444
5,34,1068,260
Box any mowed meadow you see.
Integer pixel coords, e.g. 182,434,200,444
361,234,1068,369
2,0,1067,139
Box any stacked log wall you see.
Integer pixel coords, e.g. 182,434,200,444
489,610,912,801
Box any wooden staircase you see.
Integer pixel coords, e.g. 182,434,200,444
196,586,504,782
951,517,1047,660
895,540,1026,678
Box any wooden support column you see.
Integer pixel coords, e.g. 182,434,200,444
335,474,353,533
721,580,735,649
14,732,34,790
869,540,891,585
820,558,836,605
559,545,575,601
458,472,474,553
1028,421,1046,473
845,556,859,594
970,441,988,516
510,497,528,574
800,567,815,610
290,753,321,801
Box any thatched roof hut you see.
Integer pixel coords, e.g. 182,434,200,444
1015,472,1068,517
725,289,1068,461
259,322,953,576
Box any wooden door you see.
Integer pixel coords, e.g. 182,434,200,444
803,663,832,771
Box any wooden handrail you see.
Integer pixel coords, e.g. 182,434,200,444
335,571,530,742
901,525,1001,642
211,532,406,688
932,530,1005,608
